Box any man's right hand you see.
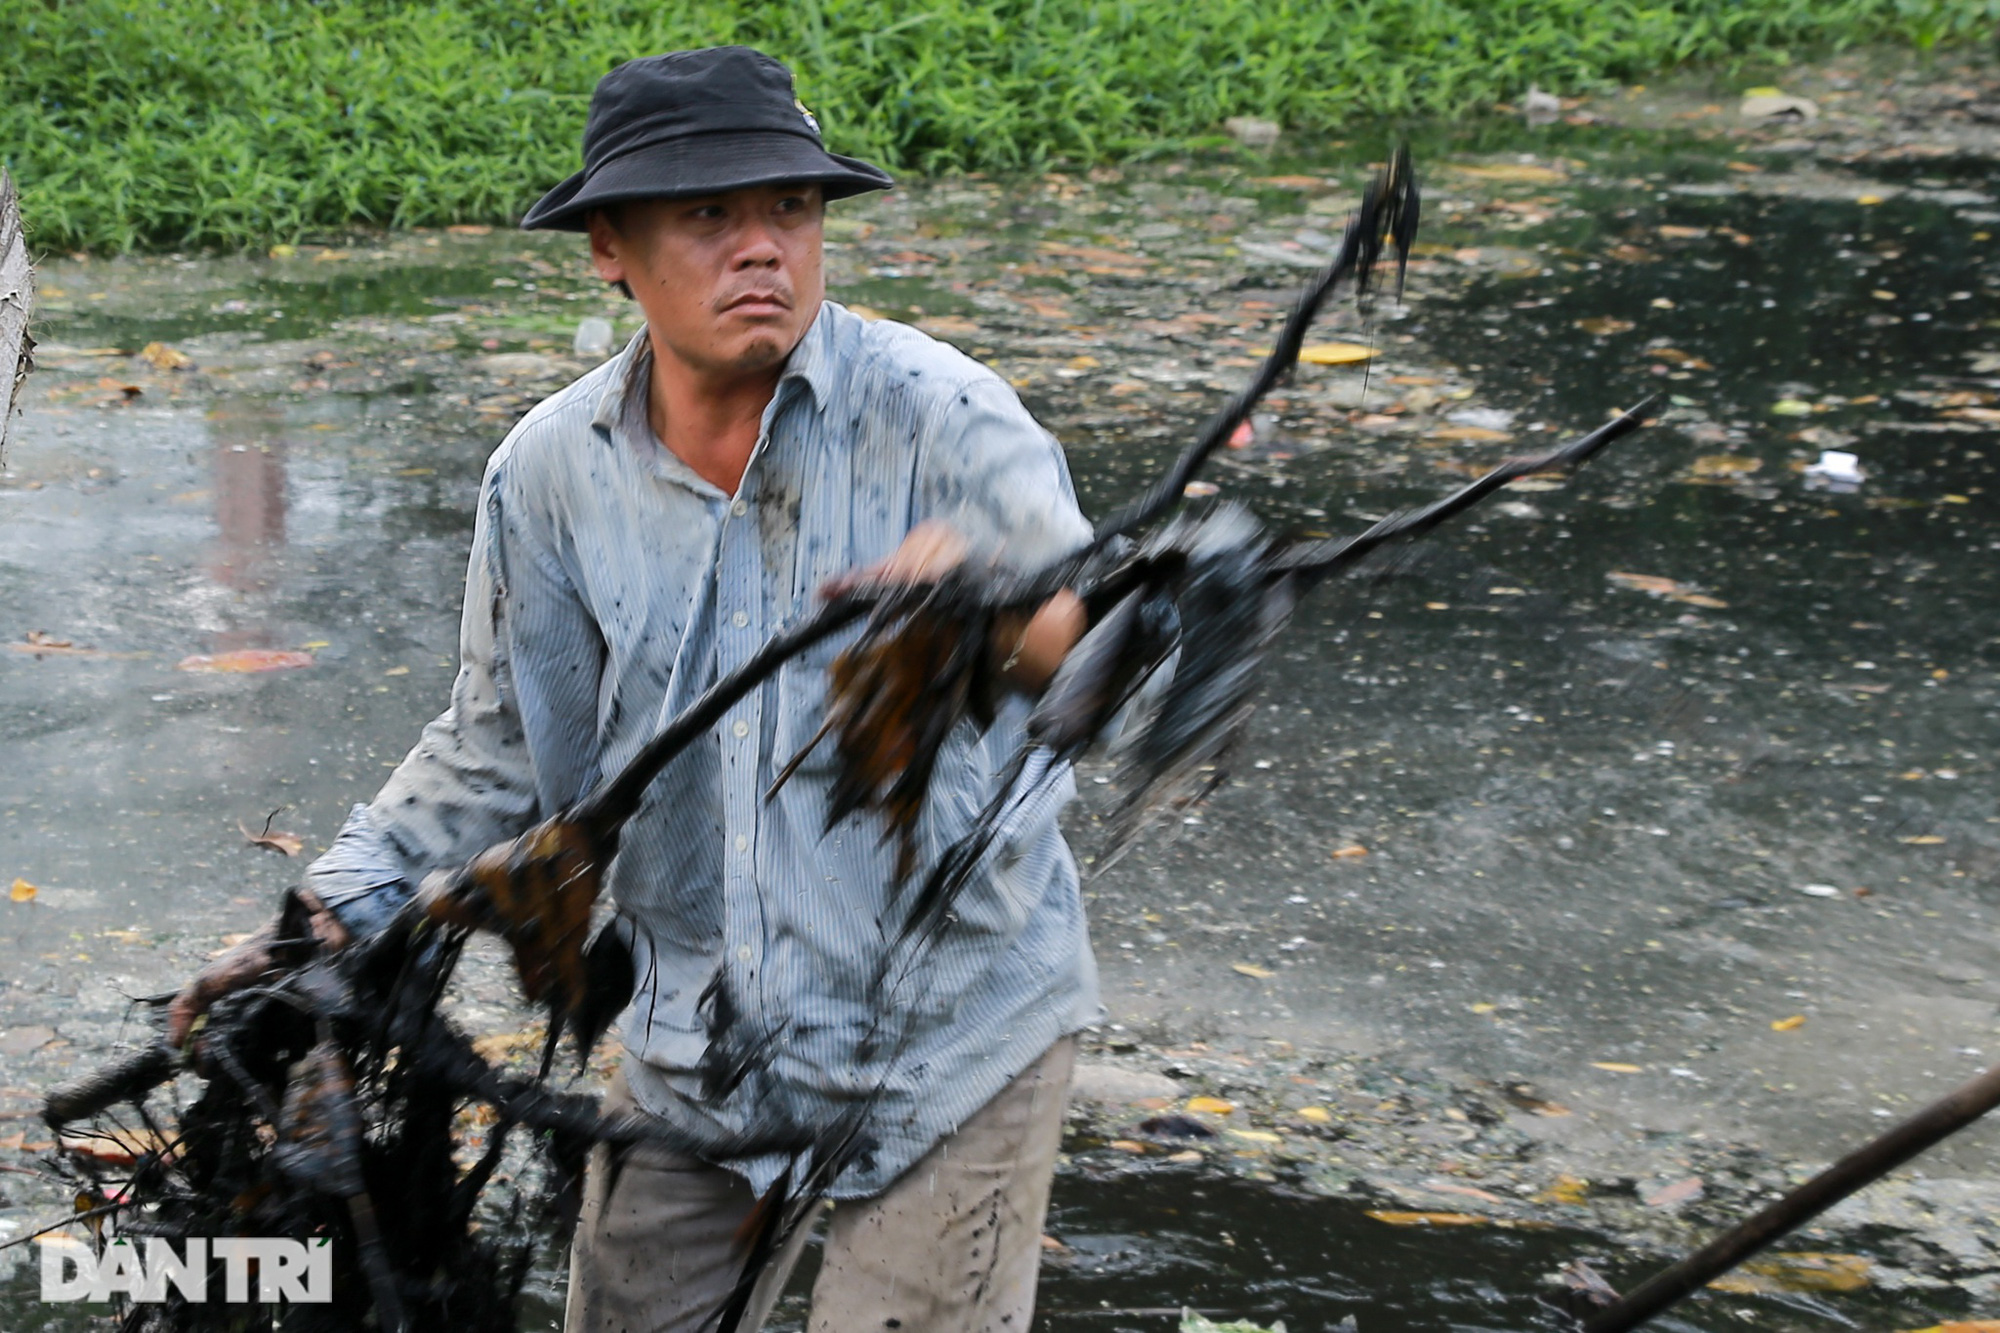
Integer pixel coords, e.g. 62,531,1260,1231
165,890,352,1048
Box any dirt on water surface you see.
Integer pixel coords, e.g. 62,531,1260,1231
8,46,2000,1333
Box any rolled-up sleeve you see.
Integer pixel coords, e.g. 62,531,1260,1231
306,450,600,934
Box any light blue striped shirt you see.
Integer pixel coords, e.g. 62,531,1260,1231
305,302,1102,1197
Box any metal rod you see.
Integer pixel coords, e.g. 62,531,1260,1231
1582,1059,2000,1333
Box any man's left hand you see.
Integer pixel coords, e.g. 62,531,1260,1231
825,520,1084,693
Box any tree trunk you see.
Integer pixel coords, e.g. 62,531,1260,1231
0,168,36,463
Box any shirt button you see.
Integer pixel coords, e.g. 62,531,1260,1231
732,719,749,738
734,833,749,852
736,945,753,962
730,498,749,517
731,610,749,628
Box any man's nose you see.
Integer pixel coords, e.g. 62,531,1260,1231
730,216,784,268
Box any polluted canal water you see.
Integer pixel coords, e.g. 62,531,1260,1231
6,61,2000,1332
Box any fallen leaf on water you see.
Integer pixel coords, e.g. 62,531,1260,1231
1186,1096,1236,1115
1298,342,1377,365
139,342,192,371
384,665,410,676
1688,455,1762,478
1726,160,1762,174
1231,962,1275,980
1108,1139,1149,1154
10,879,36,903
1771,398,1816,416
1606,571,1728,609
1227,421,1254,449
1591,1062,1643,1073
1469,1002,1498,1015
1772,1014,1807,1032
1447,162,1566,183
1901,834,1946,845
471,1029,547,1061
1428,425,1513,443
99,929,146,945
1642,1176,1706,1208
1656,225,1709,240
239,815,304,858
1331,843,1369,859
1166,1149,1203,1164
1366,1210,1490,1227
1183,481,1220,498
1227,1129,1283,1145
1295,1106,1332,1124
1539,1174,1590,1205
1715,1252,1872,1295
177,649,314,673
1650,347,1714,369
1251,174,1327,189
1575,317,1635,336
446,224,492,236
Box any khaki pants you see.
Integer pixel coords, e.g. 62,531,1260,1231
565,1038,1075,1333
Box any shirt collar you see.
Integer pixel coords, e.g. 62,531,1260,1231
589,303,839,437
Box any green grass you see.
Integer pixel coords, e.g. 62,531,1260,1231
4,0,1996,252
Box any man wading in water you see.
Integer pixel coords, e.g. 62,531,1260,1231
170,45,1097,1333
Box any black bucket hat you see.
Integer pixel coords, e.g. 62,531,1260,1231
522,46,893,231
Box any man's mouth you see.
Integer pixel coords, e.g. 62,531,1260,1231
722,291,791,316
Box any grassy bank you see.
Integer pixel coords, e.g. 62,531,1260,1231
4,0,1996,252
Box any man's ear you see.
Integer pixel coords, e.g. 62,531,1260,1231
586,210,635,300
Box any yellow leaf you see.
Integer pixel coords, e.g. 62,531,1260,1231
1857,195,1885,206
1607,571,1682,596
301,640,331,650
1591,1062,1643,1073
1428,426,1514,443
1298,342,1377,366
1540,1174,1590,1205
1771,398,1815,416
1186,1096,1236,1115
268,244,297,259
1689,454,1762,478
1943,494,1971,504
1331,844,1369,859
1108,1139,1149,1154
177,649,315,673
9,878,36,903
1902,835,1946,845
1366,1210,1489,1226
140,341,192,371
1772,1014,1806,1032
1673,593,1730,609
1469,1002,1497,1015
1228,1129,1283,1144
1447,162,1566,183
1232,963,1276,979
1296,1106,1332,1124
1743,1252,1872,1294
384,666,410,676
1575,316,1635,337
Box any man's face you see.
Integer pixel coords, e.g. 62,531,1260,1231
588,184,825,378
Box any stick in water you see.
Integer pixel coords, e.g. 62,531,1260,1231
1579,1059,2000,1332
